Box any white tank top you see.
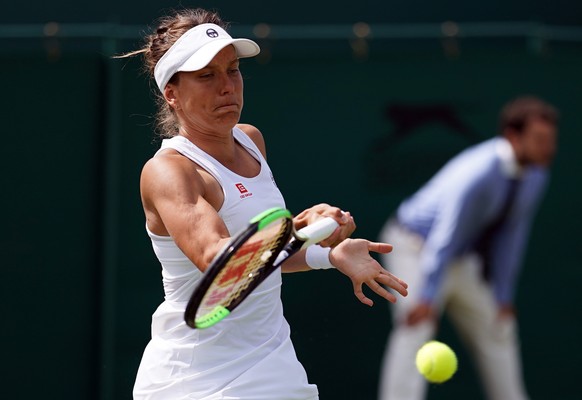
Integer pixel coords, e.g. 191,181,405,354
134,127,318,400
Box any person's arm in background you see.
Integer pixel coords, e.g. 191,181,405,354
406,175,492,325
489,169,549,318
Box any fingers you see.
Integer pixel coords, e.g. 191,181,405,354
325,207,351,223
318,211,356,247
368,271,407,302
321,234,408,308
351,266,408,307
354,279,400,307
294,204,356,246
317,225,343,247
406,312,422,326
367,241,394,254
405,303,434,326
380,268,408,291
377,271,409,297
332,210,356,243
353,283,374,307
292,209,311,230
366,280,398,304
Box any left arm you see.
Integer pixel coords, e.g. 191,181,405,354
489,170,549,308
238,122,357,261
235,124,408,305
274,231,408,306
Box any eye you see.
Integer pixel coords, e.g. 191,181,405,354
229,61,241,72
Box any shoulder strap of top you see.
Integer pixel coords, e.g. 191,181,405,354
232,126,265,164
157,135,224,184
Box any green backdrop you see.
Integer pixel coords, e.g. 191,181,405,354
2,2,582,399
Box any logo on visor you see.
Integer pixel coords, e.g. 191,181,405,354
206,29,219,38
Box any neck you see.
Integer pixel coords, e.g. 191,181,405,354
179,126,237,162
497,136,523,177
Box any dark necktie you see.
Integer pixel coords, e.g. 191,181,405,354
474,178,520,281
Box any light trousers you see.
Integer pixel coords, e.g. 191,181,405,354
378,220,529,400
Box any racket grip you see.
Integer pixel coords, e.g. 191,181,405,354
296,217,339,248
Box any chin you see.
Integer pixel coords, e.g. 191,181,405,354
221,112,239,119
535,159,552,168
216,113,241,127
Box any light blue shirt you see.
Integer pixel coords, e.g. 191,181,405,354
396,137,549,305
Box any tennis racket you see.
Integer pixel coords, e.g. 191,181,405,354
184,207,339,329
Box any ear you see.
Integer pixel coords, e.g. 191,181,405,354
163,84,180,111
503,127,521,143
503,127,524,157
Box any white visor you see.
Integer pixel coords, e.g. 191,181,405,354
153,23,260,92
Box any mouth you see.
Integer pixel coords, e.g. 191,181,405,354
216,103,239,111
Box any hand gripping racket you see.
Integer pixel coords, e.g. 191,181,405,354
184,207,339,329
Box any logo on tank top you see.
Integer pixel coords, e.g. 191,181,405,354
235,183,253,199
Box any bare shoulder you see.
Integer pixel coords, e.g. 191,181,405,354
141,149,196,179
140,149,204,198
236,123,262,138
140,149,227,245
236,123,267,158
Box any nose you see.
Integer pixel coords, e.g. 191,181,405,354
219,73,235,94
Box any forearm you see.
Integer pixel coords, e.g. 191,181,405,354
280,249,311,273
419,264,446,304
280,246,334,273
418,243,453,304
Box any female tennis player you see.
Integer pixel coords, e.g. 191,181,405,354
124,8,408,399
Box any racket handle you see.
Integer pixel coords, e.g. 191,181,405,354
296,217,339,248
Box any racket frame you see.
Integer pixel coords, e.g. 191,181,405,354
184,207,338,329
185,208,293,329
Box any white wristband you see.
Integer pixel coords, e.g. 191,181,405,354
305,245,335,270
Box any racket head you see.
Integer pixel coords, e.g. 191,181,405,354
185,207,293,329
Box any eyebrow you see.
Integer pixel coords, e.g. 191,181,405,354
204,57,239,70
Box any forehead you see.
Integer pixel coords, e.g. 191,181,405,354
206,45,238,66
522,117,557,144
525,117,557,134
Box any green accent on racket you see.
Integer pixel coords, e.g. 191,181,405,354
250,207,292,229
185,207,338,329
194,305,231,329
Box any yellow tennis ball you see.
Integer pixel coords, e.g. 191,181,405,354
415,341,458,383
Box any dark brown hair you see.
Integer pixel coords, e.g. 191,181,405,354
119,8,228,137
499,96,559,135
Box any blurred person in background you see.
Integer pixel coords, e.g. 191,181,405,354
377,96,558,400
120,7,408,400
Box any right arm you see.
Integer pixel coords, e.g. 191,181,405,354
140,151,231,272
407,177,490,325
419,181,488,302
238,123,357,247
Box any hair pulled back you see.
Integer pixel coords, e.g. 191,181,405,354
122,8,228,137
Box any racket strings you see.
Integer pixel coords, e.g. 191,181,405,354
197,220,291,316
221,239,281,305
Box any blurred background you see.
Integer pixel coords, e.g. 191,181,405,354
2,1,581,399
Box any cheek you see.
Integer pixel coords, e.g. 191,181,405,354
533,143,554,163
538,138,556,156
532,144,546,158
235,78,244,93
236,80,244,102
